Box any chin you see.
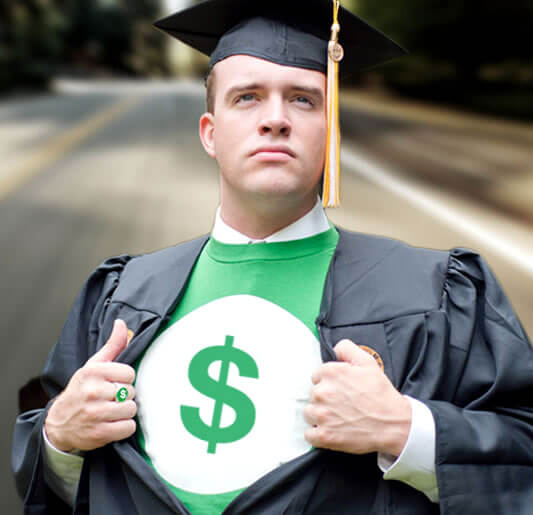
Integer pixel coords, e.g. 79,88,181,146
244,178,302,198
245,167,302,191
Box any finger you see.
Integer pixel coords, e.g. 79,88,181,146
304,426,324,449
92,362,136,384
303,404,318,426
101,400,137,422
334,339,376,367
100,381,136,402
88,319,129,364
101,419,137,443
311,362,345,385
311,368,322,385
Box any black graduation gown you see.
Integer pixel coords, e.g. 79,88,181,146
12,228,533,514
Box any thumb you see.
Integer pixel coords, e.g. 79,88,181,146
334,339,375,367
88,319,129,363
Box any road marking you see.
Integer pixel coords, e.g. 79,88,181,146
0,95,143,201
341,145,533,278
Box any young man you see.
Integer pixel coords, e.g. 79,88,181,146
13,1,533,514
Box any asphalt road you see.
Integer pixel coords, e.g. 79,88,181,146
1,80,532,513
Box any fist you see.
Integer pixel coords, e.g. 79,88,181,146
45,320,137,452
304,339,411,456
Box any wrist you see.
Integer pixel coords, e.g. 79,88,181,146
378,395,412,457
45,401,74,453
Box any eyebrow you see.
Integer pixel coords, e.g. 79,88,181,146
224,83,325,104
224,83,262,103
293,86,325,103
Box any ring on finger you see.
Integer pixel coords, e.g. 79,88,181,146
114,382,129,403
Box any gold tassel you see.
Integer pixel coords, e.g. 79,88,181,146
322,0,343,208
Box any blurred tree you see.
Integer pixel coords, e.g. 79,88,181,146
0,0,170,94
62,0,133,73
62,0,169,76
355,1,532,82
0,0,67,92
350,0,533,118
126,0,171,76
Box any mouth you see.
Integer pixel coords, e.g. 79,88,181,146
250,146,296,159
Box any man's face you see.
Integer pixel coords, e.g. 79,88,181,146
199,55,327,206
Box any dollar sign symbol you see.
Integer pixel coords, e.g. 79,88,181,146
180,335,259,454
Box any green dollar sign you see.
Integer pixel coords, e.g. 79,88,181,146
180,335,259,454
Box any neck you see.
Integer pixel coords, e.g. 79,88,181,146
219,192,318,240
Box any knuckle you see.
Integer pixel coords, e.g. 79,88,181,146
336,340,351,352
322,364,337,378
81,382,99,402
125,366,136,383
315,407,329,424
85,362,99,374
311,387,321,402
318,428,336,446
82,363,101,379
83,403,100,420
318,365,330,378
126,419,136,436
313,385,330,403
92,426,108,445
303,405,314,423
115,364,135,383
360,351,376,366
337,338,352,345
128,400,137,417
76,366,91,382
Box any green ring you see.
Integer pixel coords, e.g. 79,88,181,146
116,386,128,403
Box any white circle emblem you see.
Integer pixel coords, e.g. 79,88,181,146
135,295,322,494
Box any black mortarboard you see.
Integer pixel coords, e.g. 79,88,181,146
154,0,405,76
154,0,406,207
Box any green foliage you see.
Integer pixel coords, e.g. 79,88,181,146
63,1,133,73
0,0,170,94
63,0,169,76
0,1,68,92
358,1,532,72
352,0,533,118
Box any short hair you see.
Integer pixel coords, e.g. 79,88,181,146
205,68,216,114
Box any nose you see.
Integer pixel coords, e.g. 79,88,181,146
259,97,291,137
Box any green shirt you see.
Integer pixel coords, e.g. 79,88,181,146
135,227,339,514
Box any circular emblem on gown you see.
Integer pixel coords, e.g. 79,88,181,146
135,295,322,495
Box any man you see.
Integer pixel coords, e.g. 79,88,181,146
12,1,533,514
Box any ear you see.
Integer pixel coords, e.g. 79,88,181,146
199,112,216,159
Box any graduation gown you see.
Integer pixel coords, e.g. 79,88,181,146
12,228,533,514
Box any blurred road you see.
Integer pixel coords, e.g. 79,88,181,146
1,79,532,513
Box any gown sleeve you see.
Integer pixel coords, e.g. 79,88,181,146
11,255,131,513
426,248,533,514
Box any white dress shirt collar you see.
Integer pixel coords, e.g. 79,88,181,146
212,200,330,244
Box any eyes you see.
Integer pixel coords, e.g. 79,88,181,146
295,96,313,106
236,93,256,103
235,93,315,107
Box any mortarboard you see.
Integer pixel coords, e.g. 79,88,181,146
154,0,406,207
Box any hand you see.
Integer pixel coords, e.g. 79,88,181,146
304,339,411,456
45,320,137,452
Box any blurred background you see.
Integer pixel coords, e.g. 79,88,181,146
1,0,532,512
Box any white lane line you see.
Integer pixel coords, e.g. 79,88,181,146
341,145,533,278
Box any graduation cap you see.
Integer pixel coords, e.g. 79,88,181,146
155,0,406,207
